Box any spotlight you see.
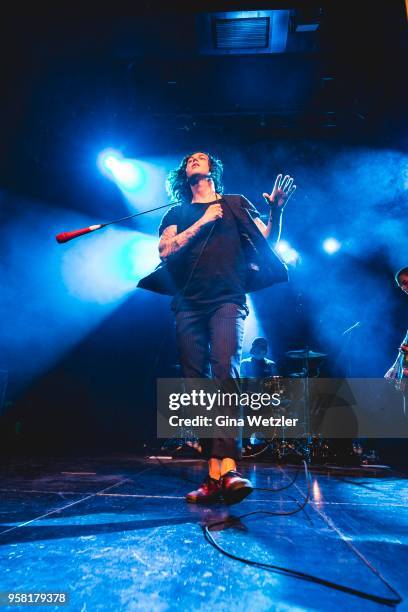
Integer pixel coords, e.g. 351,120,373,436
111,160,142,190
322,237,341,254
104,155,119,171
97,149,122,175
275,240,300,265
97,149,145,191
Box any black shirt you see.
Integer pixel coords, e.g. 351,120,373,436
158,195,260,312
240,357,278,378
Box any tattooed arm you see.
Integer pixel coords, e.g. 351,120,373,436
158,203,223,262
158,222,203,262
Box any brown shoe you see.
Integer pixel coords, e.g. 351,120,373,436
186,476,222,504
221,470,253,505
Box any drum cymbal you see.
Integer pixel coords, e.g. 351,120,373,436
285,349,327,360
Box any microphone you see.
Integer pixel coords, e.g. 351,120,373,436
55,202,174,245
56,224,103,244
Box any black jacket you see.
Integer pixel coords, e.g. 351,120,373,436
137,194,288,296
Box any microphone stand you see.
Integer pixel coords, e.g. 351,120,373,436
55,202,178,244
339,322,362,378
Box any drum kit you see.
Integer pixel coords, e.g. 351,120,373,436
165,347,356,464
243,347,330,463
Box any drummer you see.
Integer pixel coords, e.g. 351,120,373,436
240,337,279,378
241,338,279,455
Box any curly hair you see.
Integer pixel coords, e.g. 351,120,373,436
166,151,224,203
396,267,408,284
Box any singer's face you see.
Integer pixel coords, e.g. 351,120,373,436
186,152,210,177
398,273,408,295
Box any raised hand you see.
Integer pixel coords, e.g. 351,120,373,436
263,174,296,209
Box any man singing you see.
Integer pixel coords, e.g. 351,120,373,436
139,151,295,504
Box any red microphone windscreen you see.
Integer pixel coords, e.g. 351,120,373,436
56,225,102,244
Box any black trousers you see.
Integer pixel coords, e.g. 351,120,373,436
175,302,247,461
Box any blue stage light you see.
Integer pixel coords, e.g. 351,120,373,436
104,155,119,171
113,160,143,190
242,295,266,355
97,149,145,191
97,149,122,175
275,240,301,265
323,237,341,254
62,228,159,304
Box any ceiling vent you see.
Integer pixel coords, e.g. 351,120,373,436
197,11,290,55
213,17,269,50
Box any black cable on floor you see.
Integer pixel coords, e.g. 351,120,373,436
254,464,301,492
241,441,274,459
203,461,403,607
149,456,402,604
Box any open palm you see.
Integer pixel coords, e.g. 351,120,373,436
263,174,296,209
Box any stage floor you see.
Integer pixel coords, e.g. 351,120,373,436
0,456,407,611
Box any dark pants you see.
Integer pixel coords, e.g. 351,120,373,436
175,302,247,461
